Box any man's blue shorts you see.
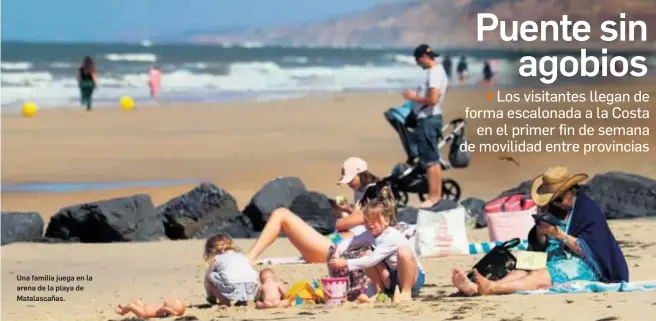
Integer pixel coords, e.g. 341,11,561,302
415,114,443,168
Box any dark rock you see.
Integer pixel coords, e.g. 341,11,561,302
158,183,253,239
1,212,44,245
44,194,165,243
396,200,459,225
496,180,533,199
460,197,487,228
288,191,336,235
582,172,656,219
243,177,307,231
430,199,459,212
397,207,420,225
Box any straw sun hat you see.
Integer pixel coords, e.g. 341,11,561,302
531,166,589,206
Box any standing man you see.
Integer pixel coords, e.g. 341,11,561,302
402,44,449,208
457,56,469,84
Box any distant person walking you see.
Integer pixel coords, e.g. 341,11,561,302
148,66,161,101
480,60,496,87
442,55,453,80
456,56,468,84
77,56,98,111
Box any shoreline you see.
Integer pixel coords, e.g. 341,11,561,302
3,75,653,112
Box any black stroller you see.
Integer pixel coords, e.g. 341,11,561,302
382,102,470,208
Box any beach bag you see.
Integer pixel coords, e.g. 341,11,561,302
486,194,536,213
448,132,471,169
327,246,371,301
415,205,470,257
486,194,537,242
466,238,521,282
484,196,509,214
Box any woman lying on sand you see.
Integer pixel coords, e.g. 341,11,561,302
328,186,425,303
452,167,629,296
246,157,379,264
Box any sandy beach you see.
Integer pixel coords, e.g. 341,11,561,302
2,79,656,320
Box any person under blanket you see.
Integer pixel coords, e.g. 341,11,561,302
451,166,629,296
328,186,425,303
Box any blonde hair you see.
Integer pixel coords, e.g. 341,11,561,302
203,234,240,261
361,185,397,225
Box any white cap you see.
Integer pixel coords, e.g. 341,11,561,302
338,157,368,185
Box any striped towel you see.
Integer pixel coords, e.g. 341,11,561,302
256,257,307,266
257,239,529,264
518,280,656,295
468,240,529,255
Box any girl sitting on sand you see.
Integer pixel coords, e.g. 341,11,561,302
328,186,425,303
204,234,259,306
246,156,379,264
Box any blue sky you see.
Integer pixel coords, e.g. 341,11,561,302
2,0,385,42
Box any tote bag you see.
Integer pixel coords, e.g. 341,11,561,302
415,206,470,257
466,238,521,282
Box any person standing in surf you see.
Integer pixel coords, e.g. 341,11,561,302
456,56,468,84
148,66,161,101
77,56,98,111
442,55,453,80
480,60,495,87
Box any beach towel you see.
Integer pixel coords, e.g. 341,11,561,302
256,257,307,265
468,240,528,255
256,240,529,265
517,280,656,295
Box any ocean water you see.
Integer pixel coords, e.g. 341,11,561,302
1,42,654,109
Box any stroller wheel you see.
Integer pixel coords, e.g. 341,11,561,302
441,178,461,202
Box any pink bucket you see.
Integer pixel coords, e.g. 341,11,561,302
320,277,349,304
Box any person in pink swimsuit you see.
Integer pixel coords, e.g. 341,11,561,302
148,66,161,100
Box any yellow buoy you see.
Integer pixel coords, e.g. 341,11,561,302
22,101,38,117
119,96,135,111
